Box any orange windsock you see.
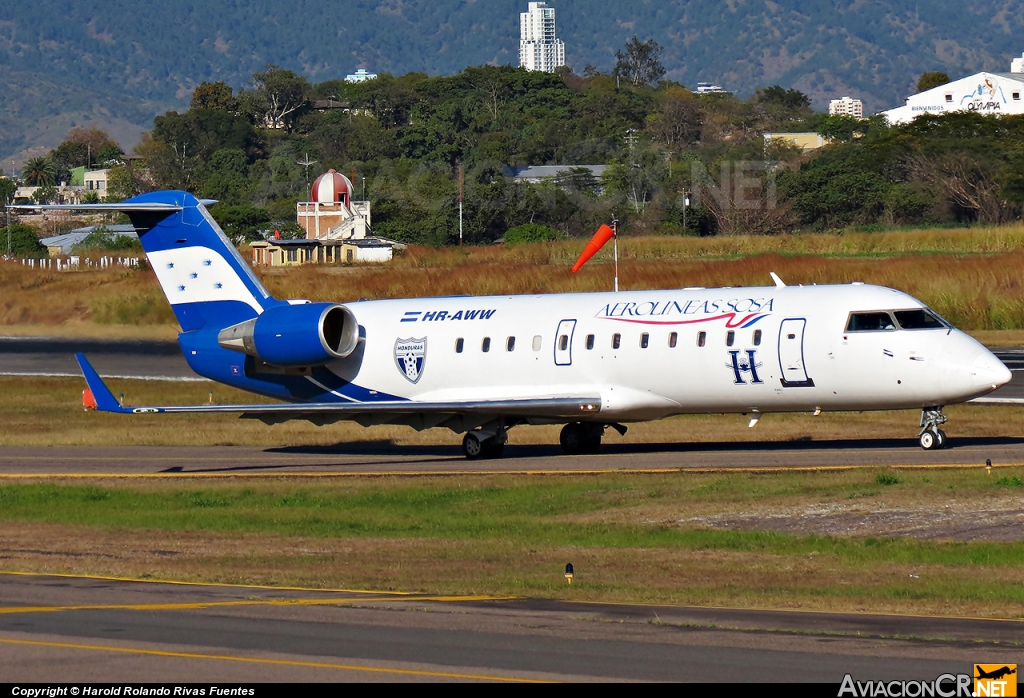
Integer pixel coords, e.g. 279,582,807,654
571,224,615,273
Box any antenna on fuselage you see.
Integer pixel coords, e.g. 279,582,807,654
770,272,786,288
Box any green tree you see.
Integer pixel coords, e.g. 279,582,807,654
200,148,253,204
211,204,271,243
23,157,56,186
0,177,15,207
504,223,560,244
190,81,239,112
241,66,311,131
31,184,57,204
76,225,141,251
613,37,666,87
1,224,46,257
917,72,952,93
106,163,152,200
96,143,125,166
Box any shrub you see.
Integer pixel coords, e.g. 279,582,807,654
504,223,560,245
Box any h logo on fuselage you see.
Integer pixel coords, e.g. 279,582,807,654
728,350,763,385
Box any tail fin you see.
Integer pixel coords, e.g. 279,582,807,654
17,191,275,332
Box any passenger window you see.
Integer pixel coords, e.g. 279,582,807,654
846,312,897,332
586,334,595,350
894,309,945,330
726,330,735,347
482,337,491,352
612,333,621,349
669,332,678,348
506,336,516,352
697,331,706,347
532,335,542,351
455,338,464,353
753,330,762,346
559,334,569,351
640,333,649,348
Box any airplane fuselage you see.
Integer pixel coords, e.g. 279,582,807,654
181,282,1008,422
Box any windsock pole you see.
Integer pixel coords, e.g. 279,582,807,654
613,218,619,293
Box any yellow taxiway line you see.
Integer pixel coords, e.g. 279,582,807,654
0,570,511,599
0,636,546,683
0,463,1020,479
0,595,511,615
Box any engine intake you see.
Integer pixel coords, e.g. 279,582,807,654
217,303,360,367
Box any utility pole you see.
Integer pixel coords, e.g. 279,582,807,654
296,153,317,201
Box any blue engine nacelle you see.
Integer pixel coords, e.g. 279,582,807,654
216,303,361,368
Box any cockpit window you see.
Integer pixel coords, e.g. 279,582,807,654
894,309,946,330
846,312,896,332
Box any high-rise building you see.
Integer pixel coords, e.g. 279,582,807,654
829,96,864,118
519,2,565,73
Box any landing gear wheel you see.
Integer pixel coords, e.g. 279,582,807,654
463,432,485,460
560,422,603,455
918,407,949,451
462,431,507,460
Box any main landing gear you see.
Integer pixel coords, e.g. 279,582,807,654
559,422,626,455
918,407,948,450
462,428,507,460
461,421,627,459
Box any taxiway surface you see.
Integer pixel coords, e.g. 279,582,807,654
1,437,1024,476
0,573,1018,683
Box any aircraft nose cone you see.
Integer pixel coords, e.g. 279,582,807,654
973,351,1012,391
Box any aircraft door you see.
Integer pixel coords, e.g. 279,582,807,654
778,318,814,387
554,319,577,366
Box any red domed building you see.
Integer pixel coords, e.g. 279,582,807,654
252,169,398,266
297,169,371,240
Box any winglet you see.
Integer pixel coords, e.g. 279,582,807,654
75,353,129,414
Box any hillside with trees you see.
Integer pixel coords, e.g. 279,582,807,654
7,60,1022,247
3,0,1024,163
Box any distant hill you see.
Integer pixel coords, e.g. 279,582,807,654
2,0,1023,165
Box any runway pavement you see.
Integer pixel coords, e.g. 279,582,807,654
0,573,1018,683
0,336,198,381
1,436,1024,476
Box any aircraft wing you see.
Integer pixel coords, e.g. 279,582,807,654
77,354,601,426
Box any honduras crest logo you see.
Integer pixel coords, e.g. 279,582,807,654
395,337,427,384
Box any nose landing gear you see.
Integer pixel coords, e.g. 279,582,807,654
919,407,948,450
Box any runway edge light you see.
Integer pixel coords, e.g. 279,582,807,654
565,563,574,585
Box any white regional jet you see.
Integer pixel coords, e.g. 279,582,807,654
20,192,1012,458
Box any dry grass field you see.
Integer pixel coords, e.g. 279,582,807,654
5,224,1024,337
